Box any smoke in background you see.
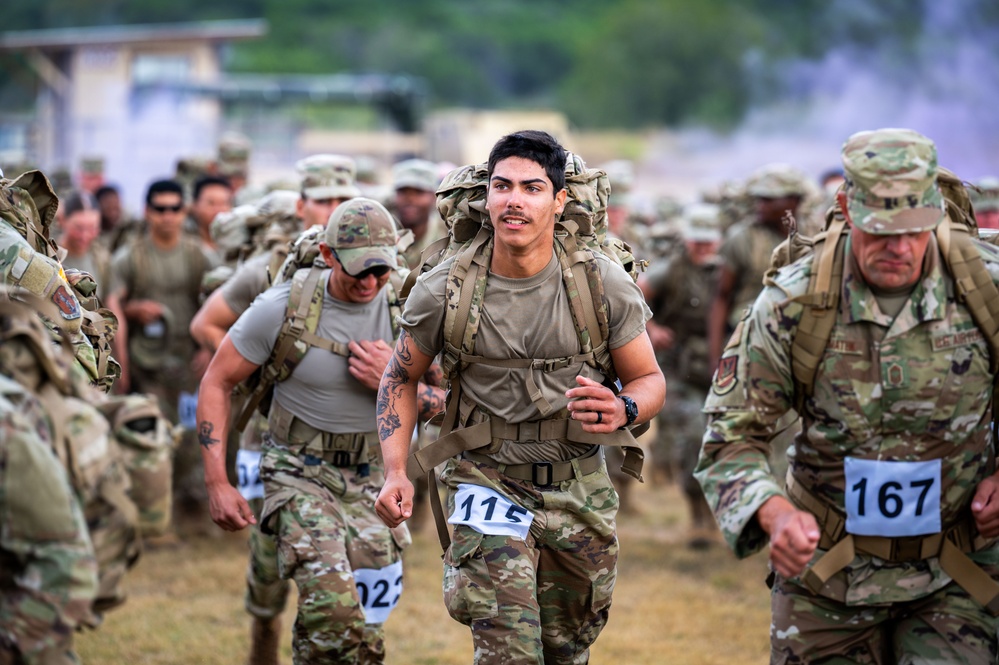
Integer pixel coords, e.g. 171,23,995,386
648,0,999,198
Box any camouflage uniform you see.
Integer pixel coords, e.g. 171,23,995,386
696,129,999,664
0,375,98,665
227,156,361,636
400,245,651,664
643,204,720,535
228,199,409,664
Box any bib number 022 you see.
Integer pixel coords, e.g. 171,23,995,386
354,560,403,624
843,458,942,537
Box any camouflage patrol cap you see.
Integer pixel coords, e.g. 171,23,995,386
745,163,809,198
296,154,361,200
255,189,299,220
972,177,999,213
80,156,104,175
218,132,251,178
324,197,398,275
392,158,439,192
680,203,722,242
841,128,945,235
602,159,634,205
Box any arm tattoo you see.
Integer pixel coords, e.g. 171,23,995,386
198,421,220,449
417,382,446,422
422,361,444,387
377,331,413,442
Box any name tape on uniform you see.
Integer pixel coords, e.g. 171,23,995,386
354,559,403,624
844,457,942,537
236,449,264,500
448,483,533,541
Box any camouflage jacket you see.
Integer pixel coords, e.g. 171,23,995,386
0,374,98,658
696,235,999,604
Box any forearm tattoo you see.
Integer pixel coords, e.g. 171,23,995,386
377,330,412,442
422,361,444,387
198,421,220,449
417,382,446,422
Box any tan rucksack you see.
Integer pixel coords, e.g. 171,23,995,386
401,155,650,551
765,168,999,404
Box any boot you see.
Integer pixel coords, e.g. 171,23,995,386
248,616,281,665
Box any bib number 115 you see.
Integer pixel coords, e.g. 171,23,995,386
843,458,941,537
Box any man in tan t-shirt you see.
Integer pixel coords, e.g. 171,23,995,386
375,131,665,664
196,198,444,663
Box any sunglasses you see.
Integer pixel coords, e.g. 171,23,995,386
345,264,392,280
150,203,184,213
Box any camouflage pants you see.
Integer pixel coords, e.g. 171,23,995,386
770,575,998,664
130,363,203,507
240,415,290,620
441,455,618,665
244,497,289,620
259,437,409,665
655,381,708,501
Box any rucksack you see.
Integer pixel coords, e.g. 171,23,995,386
0,293,141,617
402,155,650,541
402,154,646,392
764,168,999,409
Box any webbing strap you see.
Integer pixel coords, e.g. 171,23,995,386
405,416,642,482
400,235,450,300
788,475,999,613
791,217,847,399
234,267,323,431
297,330,350,357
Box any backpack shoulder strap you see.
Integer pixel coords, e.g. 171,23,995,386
790,216,849,401
440,225,493,382
937,218,999,372
234,266,345,430
553,228,613,382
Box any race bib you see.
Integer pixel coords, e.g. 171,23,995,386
143,320,165,338
354,559,403,624
448,483,534,540
236,449,264,500
178,391,198,429
844,458,942,537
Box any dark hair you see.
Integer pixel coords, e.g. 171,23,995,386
94,184,120,201
487,130,566,196
192,175,232,202
145,179,184,206
61,190,98,218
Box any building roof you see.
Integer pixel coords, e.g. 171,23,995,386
0,19,267,51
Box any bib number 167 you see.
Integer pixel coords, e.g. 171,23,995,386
843,458,942,538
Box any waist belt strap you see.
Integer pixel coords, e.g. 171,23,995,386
406,417,644,482
786,475,999,614
462,446,603,486
269,402,375,476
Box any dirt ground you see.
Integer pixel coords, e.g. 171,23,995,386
77,479,773,664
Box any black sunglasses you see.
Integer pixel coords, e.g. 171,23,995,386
346,264,392,280
331,249,393,279
150,203,184,213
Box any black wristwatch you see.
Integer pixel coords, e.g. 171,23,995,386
618,395,638,429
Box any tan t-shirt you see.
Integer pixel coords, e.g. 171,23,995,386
110,236,220,360
228,270,394,434
220,251,273,316
401,249,651,464
718,219,786,327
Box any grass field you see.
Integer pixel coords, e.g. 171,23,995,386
76,480,773,664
